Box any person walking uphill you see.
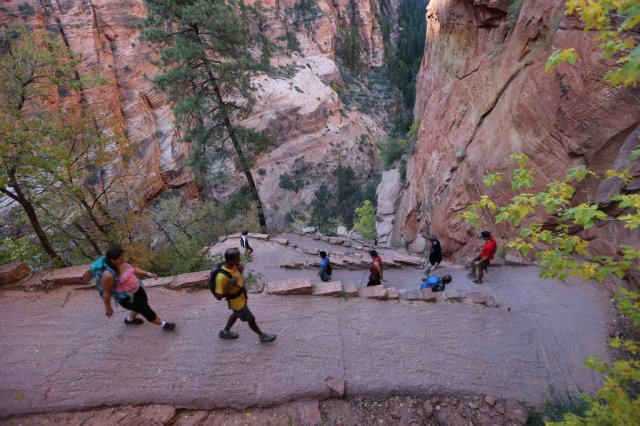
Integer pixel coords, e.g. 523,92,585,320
90,246,176,331
367,249,384,286
215,248,276,342
240,231,253,255
468,231,498,284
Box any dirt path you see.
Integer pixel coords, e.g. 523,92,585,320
0,234,614,418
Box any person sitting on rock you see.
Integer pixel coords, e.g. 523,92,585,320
420,274,452,293
367,249,384,286
318,251,332,282
468,231,497,284
424,235,442,275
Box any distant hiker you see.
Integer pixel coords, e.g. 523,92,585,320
367,249,384,286
468,231,497,284
318,251,332,282
424,235,442,275
215,248,276,343
240,230,253,255
89,246,176,331
420,274,452,293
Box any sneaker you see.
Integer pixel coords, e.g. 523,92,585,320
259,333,277,343
124,317,144,325
219,330,239,339
473,280,482,285
162,322,176,331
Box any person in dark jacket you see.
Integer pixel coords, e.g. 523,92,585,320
424,235,442,275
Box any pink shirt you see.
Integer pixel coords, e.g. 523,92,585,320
114,265,139,293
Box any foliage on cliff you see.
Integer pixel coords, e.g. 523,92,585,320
547,0,640,86
461,153,640,425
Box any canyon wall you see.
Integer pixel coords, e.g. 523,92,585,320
0,0,397,229
395,0,640,278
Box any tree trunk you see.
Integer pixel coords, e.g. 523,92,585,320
212,84,268,233
1,178,66,267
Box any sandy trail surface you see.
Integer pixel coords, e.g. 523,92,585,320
0,233,614,417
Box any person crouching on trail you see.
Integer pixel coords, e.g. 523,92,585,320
367,249,384,286
93,246,176,331
468,231,497,284
421,274,452,293
216,248,276,343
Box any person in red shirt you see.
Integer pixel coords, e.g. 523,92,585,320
468,231,497,284
367,250,384,286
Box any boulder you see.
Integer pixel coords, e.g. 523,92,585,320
389,254,423,266
280,261,304,269
302,247,319,255
505,254,533,266
267,278,313,295
419,288,437,302
251,233,270,240
325,376,346,398
341,283,358,296
0,262,31,285
385,287,399,300
336,226,348,236
328,237,338,244
246,282,264,294
273,238,290,246
357,285,387,300
43,265,90,286
302,227,316,234
312,281,343,296
444,289,461,302
142,276,175,288
173,270,210,288
311,234,321,240
484,395,497,406
320,236,330,242
504,400,528,424
485,296,496,307
342,241,352,248
399,289,422,300
334,239,345,246
467,292,487,305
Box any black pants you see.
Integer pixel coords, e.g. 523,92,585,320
118,287,157,322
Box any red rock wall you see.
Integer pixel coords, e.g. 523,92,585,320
395,0,640,266
1,0,397,228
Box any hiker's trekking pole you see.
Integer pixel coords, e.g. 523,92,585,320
359,270,368,287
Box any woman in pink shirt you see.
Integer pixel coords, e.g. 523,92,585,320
101,246,176,331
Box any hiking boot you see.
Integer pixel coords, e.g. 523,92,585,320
259,333,277,343
219,330,239,339
124,317,144,325
162,322,176,331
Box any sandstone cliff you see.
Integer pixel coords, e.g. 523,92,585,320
0,0,397,228
394,0,640,267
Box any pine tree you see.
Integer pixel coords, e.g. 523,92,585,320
140,0,270,232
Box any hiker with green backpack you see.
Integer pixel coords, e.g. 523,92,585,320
89,246,176,331
209,248,276,343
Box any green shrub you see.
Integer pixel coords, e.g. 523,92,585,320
279,173,298,192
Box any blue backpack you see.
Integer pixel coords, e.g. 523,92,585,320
89,256,134,302
420,275,445,292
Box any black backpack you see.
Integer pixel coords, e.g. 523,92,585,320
207,263,247,301
326,261,332,276
240,235,247,248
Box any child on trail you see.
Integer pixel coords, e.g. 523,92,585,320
318,251,332,282
367,249,383,286
240,231,253,255
420,274,452,293
215,248,276,343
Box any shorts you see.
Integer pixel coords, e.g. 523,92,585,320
231,305,255,322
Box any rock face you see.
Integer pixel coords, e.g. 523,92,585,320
394,0,640,265
376,168,401,246
0,0,398,229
